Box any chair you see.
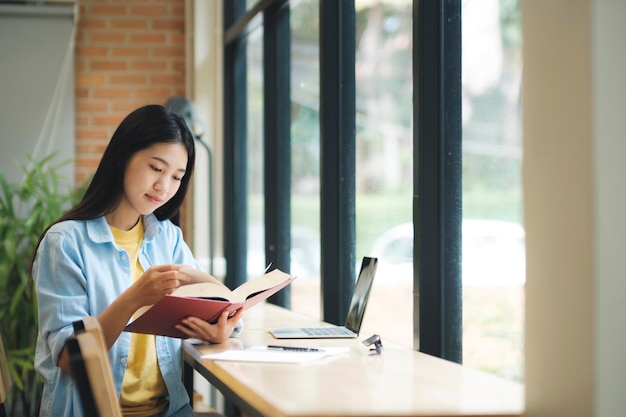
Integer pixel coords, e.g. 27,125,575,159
67,317,224,417
65,317,122,417
0,333,12,417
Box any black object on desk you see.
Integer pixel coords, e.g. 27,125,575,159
267,345,322,352
363,334,383,355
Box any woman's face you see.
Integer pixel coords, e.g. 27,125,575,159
112,142,188,229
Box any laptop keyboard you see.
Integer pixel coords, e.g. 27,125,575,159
302,327,353,336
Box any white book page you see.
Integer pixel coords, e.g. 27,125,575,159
174,267,291,302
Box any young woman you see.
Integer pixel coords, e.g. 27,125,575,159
33,105,243,417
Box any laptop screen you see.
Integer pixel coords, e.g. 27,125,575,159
345,257,378,334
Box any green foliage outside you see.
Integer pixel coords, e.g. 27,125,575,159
253,193,411,257
0,154,86,417
254,186,522,259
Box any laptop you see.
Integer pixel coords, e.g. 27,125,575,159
269,257,378,339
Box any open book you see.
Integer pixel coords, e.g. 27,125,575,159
124,267,295,338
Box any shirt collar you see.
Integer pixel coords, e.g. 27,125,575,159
86,214,161,244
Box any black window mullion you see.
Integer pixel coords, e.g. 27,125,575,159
319,0,356,325
263,1,291,307
223,0,248,290
414,0,462,362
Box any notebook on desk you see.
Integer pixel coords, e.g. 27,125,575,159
269,257,378,339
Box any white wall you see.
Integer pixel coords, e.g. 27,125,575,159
0,4,75,185
189,0,227,411
592,0,626,416
524,1,626,416
191,0,226,277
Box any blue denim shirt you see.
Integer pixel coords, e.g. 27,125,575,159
33,214,237,417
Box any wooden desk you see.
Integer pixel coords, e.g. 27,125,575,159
183,303,524,417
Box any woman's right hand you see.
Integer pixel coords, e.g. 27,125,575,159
124,264,192,310
58,264,187,375
81,265,191,360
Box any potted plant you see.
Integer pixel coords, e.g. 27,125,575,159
0,153,86,417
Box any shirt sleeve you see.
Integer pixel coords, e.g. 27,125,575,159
33,229,90,365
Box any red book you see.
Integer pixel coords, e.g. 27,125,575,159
125,267,295,338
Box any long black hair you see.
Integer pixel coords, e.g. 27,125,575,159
48,104,195,230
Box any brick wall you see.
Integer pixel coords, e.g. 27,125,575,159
74,0,187,185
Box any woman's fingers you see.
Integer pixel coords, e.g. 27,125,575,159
145,265,192,291
130,265,192,303
175,309,244,343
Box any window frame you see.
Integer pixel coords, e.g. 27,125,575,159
221,0,462,362
414,0,462,362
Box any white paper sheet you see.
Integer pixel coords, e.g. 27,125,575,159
201,346,349,364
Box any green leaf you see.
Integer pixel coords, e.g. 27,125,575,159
9,281,26,315
0,152,87,401
9,364,25,391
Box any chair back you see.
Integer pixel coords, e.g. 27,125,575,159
72,316,108,355
66,318,121,417
0,334,12,417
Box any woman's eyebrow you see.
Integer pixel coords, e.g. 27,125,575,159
151,156,187,173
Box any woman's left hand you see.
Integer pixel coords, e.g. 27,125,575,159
175,308,245,343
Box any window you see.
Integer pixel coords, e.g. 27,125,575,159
221,0,524,382
461,0,524,381
353,0,413,346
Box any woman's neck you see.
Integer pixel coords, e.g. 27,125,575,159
105,211,141,231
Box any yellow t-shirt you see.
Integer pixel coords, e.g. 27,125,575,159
111,220,168,417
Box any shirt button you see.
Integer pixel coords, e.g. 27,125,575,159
120,357,127,364
120,253,127,261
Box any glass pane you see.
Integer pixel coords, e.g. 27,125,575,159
461,0,524,381
355,0,413,348
290,0,321,320
247,22,266,279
